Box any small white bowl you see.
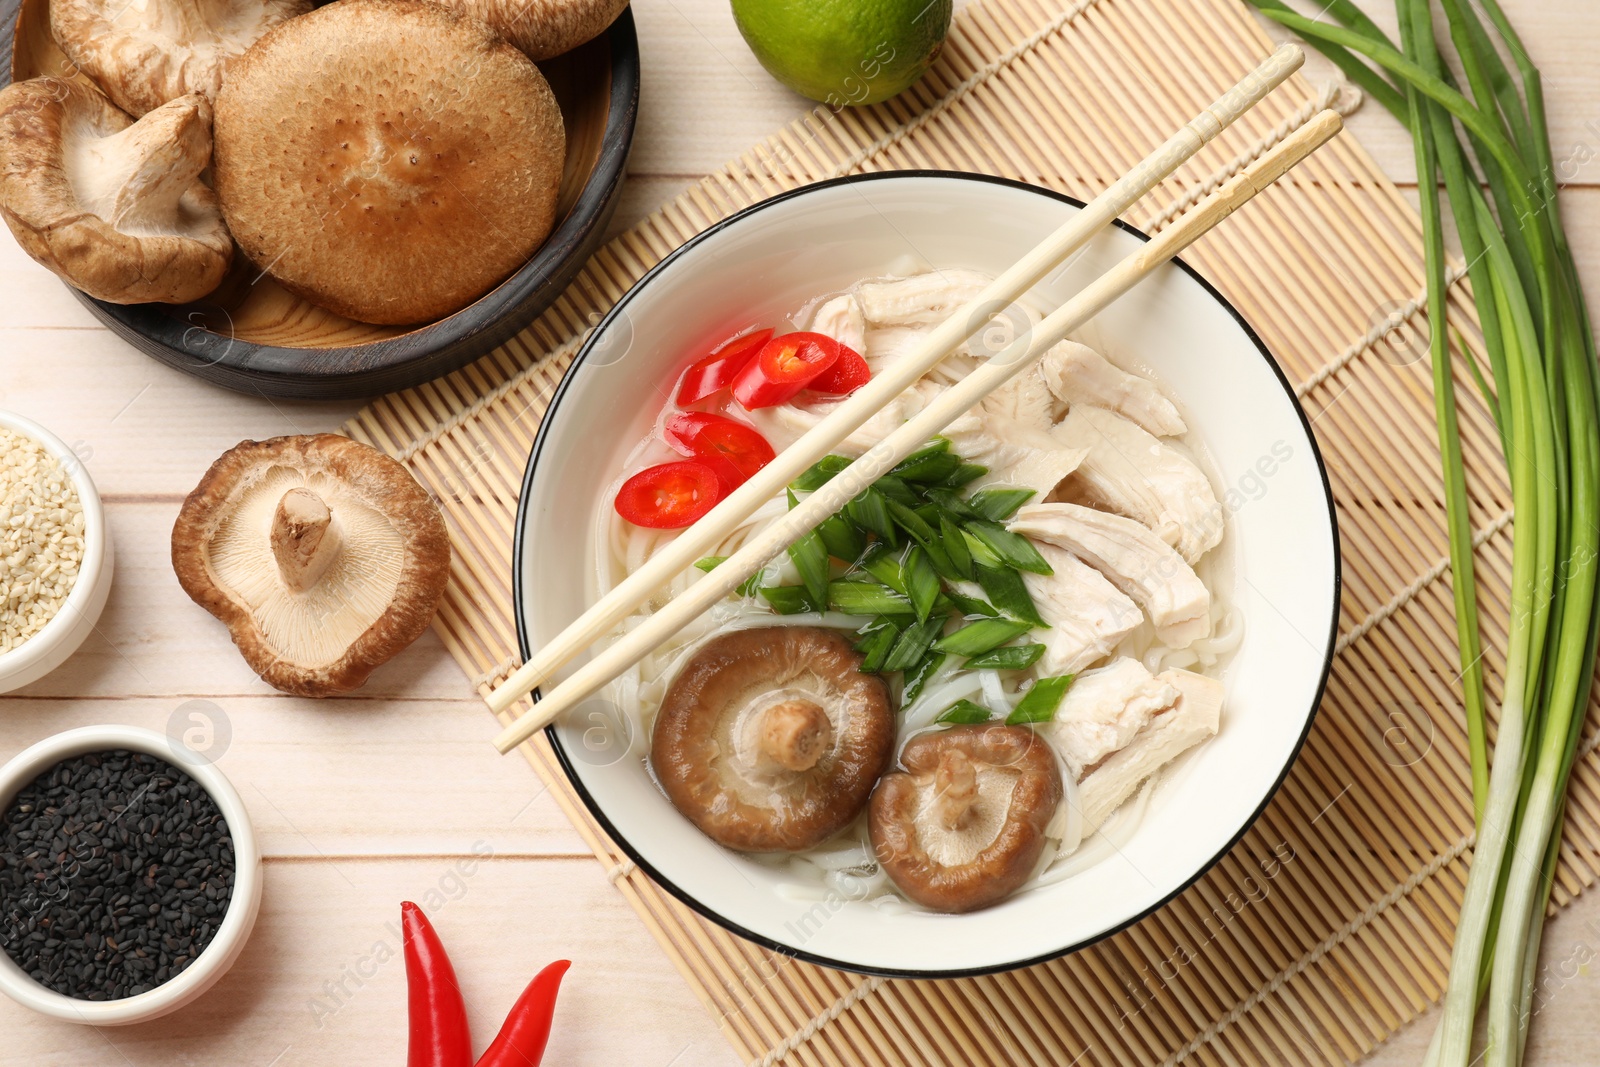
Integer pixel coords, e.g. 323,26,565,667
0,726,263,1025
515,173,1340,976
0,411,114,694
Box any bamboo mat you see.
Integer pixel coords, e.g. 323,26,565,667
343,0,1600,1062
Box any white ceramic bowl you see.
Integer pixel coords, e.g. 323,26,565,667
0,411,114,694
514,173,1339,976
0,726,263,1024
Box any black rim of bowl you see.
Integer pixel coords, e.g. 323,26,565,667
0,2,641,400
516,169,1342,980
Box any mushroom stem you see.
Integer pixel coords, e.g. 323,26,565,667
758,699,833,773
271,487,340,592
72,95,213,234
934,749,980,831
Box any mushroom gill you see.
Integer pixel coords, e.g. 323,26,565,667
50,0,311,117
870,725,1063,913
0,78,231,304
172,434,450,696
205,464,406,666
651,627,895,853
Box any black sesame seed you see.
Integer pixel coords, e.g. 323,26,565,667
0,751,235,1001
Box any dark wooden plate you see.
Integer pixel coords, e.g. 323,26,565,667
2,0,639,399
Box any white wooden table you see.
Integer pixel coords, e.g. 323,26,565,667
1,1,1597,1063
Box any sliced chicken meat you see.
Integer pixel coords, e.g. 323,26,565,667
1009,502,1210,647
1054,405,1222,563
1049,657,1179,778
1040,341,1187,437
981,364,1059,432
803,292,866,354
744,380,942,457
1021,541,1142,675
862,324,926,373
1077,668,1223,833
856,269,994,326
944,409,1086,499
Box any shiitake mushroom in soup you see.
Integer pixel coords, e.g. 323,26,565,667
650,626,895,854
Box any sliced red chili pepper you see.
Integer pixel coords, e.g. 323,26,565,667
693,452,748,495
807,343,871,395
663,412,777,484
402,902,473,1067
731,331,840,409
676,328,772,406
614,460,725,528
475,959,571,1067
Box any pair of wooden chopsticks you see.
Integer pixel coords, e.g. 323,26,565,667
490,43,1337,754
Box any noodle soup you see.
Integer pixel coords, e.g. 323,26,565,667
595,269,1239,914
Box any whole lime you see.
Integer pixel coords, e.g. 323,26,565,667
731,0,954,108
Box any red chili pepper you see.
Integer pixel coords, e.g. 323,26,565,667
614,459,726,528
807,343,871,395
663,412,777,484
731,331,840,409
402,902,472,1067
676,328,772,406
475,960,571,1067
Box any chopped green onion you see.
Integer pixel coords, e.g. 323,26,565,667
925,487,981,520
846,487,898,548
858,544,907,593
961,528,1002,569
944,463,988,488
940,515,974,579
903,547,941,623
973,563,1046,627
828,580,913,616
945,590,1000,618
816,514,866,563
791,454,851,492
787,527,831,608
896,450,961,484
964,643,1046,671
935,618,1034,656
965,521,1053,575
936,699,993,725
886,499,937,544
759,585,814,614
693,556,725,572
902,650,946,705
872,475,920,507
855,616,905,673
966,487,1035,522
882,615,945,673
889,440,958,483
1006,675,1074,725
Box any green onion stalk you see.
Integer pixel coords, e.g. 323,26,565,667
1244,2,1600,1064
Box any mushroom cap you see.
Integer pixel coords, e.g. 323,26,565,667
50,0,311,117
650,627,895,853
171,434,451,697
0,77,232,304
869,724,1063,913
212,0,567,325
428,0,630,60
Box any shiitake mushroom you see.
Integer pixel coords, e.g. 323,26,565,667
650,626,894,853
869,724,1063,913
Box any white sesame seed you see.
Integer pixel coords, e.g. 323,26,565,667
0,429,84,654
